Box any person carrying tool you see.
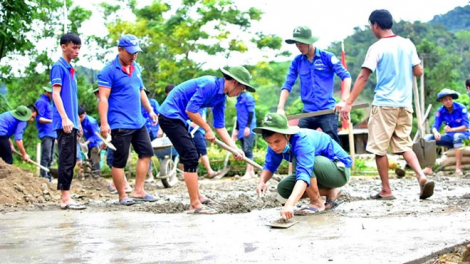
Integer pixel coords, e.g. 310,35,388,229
158,66,252,214
276,26,351,144
78,105,103,177
51,33,86,210
340,9,435,200
423,89,470,176
35,86,56,181
98,34,157,206
254,113,351,220
233,90,257,180
0,105,38,165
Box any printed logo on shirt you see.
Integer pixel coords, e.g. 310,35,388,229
331,56,339,64
463,108,468,114
137,73,141,79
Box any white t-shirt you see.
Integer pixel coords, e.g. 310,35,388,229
362,35,421,107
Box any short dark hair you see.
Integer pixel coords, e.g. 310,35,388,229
60,33,81,46
27,104,38,114
78,105,86,115
466,78,470,88
223,73,234,81
165,84,176,95
369,9,393,30
261,129,276,139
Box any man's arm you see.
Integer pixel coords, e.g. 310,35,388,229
52,85,73,133
15,140,30,161
339,68,372,120
277,89,290,115
98,86,111,138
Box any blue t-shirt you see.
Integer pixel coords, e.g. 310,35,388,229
159,76,227,128
81,115,102,148
0,112,28,140
97,55,146,130
281,48,351,112
142,98,160,138
35,94,57,139
433,102,470,138
50,57,79,130
263,129,352,186
235,92,256,139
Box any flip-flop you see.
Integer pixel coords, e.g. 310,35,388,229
107,184,118,194
60,203,86,210
370,193,396,200
131,193,158,202
201,199,216,205
119,198,136,206
324,200,344,210
419,180,435,200
294,207,322,216
187,206,217,214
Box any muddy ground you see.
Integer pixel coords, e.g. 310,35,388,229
1,159,470,263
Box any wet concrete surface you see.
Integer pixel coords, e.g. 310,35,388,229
0,207,469,264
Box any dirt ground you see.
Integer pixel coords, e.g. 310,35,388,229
1,159,470,263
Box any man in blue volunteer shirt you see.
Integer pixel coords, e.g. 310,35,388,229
254,113,351,220
50,33,85,210
158,66,251,214
142,89,160,183
0,105,37,165
78,105,103,177
98,34,158,206
35,86,56,181
233,90,257,180
423,89,470,176
277,26,351,144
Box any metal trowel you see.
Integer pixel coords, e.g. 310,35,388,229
266,218,298,229
95,132,117,151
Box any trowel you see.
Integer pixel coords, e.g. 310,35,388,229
266,218,298,229
95,132,117,151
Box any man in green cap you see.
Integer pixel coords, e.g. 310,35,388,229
35,86,56,181
0,105,38,165
158,66,253,214
277,26,351,144
254,113,351,220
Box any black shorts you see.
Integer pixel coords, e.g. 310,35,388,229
159,115,199,172
111,126,153,168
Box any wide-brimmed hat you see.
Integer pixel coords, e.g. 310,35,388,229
11,105,32,121
220,66,256,93
42,86,52,93
253,113,300,135
436,88,459,102
285,26,319,45
118,34,142,54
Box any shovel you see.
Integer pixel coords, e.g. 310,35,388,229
214,119,237,180
11,149,49,172
213,139,263,170
95,132,117,151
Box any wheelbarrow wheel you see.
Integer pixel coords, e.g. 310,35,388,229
160,158,178,188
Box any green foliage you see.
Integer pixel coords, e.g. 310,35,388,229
430,5,470,32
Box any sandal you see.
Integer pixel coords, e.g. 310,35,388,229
119,198,136,206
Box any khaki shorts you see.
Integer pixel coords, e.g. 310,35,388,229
366,106,413,155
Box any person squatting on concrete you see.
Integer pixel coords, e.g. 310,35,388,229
340,9,435,200
158,66,253,214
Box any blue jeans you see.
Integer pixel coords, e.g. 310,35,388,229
298,112,340,145
239,134,254,160
40,136,55,181
425,133,468,148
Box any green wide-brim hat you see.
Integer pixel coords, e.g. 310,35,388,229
436,88,459,102
285,26,319,45
253,113,299,135
220,66,256,93
11,105,32,122
42,86,52,93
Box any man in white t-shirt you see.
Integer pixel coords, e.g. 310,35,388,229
340,9,435,200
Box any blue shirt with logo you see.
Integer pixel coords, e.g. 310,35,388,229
282,48,351,112
235,92,256,139
98,55,146,130
81,115,102,148
50,57,79,130
263,129,351,186
35,94,57,139
159,76,227,128
433,102,470,138
0,112,28,140
142,98,160,138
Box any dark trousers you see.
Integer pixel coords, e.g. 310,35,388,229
0,136,13,164
57,129,77,191
40,136,55,180
298,112,341,145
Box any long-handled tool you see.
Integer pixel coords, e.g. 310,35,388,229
286,103,369,120
12,149,50,172
95,131,117,151
213,138,263,170
213,119,238,179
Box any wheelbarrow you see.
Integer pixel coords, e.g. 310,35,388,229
151,136,179,188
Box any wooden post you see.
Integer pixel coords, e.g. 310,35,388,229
36,143,41,176
348,113,355,169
